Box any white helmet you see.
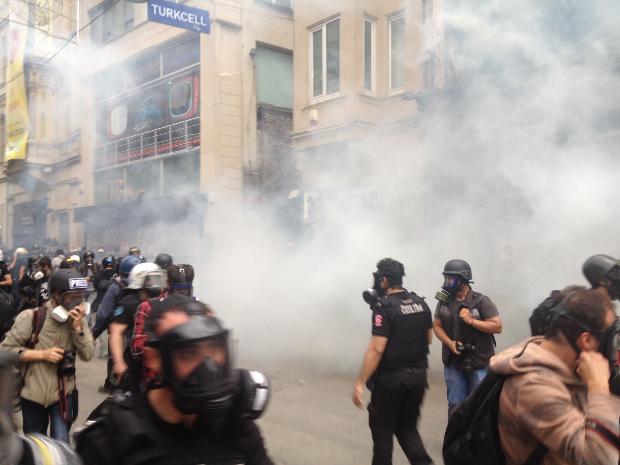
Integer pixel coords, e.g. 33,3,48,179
15,247,28,256
128,262,167,290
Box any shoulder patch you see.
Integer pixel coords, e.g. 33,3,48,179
374,314,383,327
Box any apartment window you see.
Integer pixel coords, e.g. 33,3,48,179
363,17,375,92
90,0,135,45
389,12,406,91
310,17,340,99
256,0,292,8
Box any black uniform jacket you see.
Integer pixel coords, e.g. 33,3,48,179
75,393,274,465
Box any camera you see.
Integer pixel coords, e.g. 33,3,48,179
455,342,477,373
362,288,382,309
59,351,76,376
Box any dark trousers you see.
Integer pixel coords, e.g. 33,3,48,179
21,394,74,443
368,370,432,465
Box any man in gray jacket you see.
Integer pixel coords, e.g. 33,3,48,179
1,269,94,443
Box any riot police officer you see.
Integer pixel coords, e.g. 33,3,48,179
352,258,433,465
76,294,274,465
432,259,502,413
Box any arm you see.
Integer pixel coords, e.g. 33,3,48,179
352,336,388,408
0,310,64,363
18,265,25,282
69,306,95,362
0,273,12,288
92,285,119,339
459,311,502,334
514,370,620,465
108,322,128,377
130,302,150,358
427,328,433,345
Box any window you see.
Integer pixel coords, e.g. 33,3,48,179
90,0,135,45
162,36,200,76
256,0,292,8
310,17,340,99
389,12,406,91
169,81,193,118
363,17,375,92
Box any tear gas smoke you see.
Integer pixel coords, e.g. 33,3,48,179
196,0,620,374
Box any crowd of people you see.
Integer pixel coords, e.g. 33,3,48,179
0,245,618,465
0,245,273,465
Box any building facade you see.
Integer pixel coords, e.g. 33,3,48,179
1,0,294,258
292,0,444,224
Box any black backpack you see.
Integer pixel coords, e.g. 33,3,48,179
443,372,547,465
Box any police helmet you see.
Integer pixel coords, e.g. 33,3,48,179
128,246,141,256
120,255,141,277
442,259,473,282
155,253,173,270
101,255,115,268
128,262,167,290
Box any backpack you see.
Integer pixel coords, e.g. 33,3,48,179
443,372,547,465
529,286,584,336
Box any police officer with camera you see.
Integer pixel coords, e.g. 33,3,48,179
0,269,94,442
76,294,274,465
352,258,434,465
432,259,502,413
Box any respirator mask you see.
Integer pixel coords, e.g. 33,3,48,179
606,266,620,300
599,318,620,395
33,271,44,281
435,275,463,303
362,271,384,309
147,314,237,419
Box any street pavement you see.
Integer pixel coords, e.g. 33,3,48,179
74,355,449,465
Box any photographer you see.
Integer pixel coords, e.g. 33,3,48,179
0,269,94,442
0,351,84,465
352,258,434,465
432,259,502,413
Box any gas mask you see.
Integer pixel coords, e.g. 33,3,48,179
435,275,463,303
362,272,385,309
605,267,620,300
147,314,237,419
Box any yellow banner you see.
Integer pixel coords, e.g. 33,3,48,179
5,24,29,161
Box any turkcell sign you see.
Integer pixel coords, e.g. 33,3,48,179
147,0,210,34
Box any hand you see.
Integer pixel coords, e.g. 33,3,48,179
459,308,474,325
113,361,128,379
41,347,64,363
69,305,86,331
352,381,364,409
448,340,461,355
576,351,610,394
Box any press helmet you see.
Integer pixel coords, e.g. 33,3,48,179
442,259,473,282
49,269,89,294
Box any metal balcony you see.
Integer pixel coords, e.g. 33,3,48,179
95,117,200,170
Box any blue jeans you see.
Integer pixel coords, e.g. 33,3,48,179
21,395,73,443
444,363,488,413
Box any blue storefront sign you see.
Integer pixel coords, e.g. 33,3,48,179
147,0,210,34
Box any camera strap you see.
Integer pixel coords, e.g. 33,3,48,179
57,368,71,425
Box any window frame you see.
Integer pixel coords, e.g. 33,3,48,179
363,15,376,95
388,11,406,93
309,16,341,102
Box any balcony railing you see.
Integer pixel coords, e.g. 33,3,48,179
95,117,200,169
